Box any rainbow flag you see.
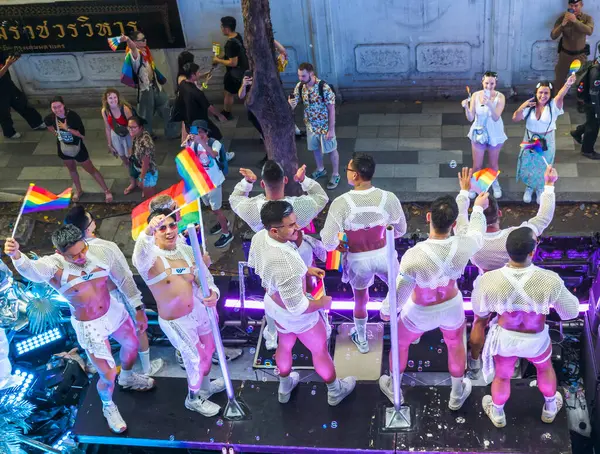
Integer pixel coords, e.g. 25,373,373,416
120,47,167,89
107,36,120,52
470,168,500,194
22,184,71,215
311,278,325,300
175,147,216,198
325,232,347,271
520,138,544,154
131,181,200,240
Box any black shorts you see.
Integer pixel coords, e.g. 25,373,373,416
57,141,90,163
224,72,242,95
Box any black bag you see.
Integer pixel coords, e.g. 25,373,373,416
524,103,552,151
170,88,185,123
296,79,336,104
228,37,249,81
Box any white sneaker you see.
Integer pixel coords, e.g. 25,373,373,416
226,151,235,162
200,377,226,399
468,191,477,200
34,123,47,130
448,377,472,410
147,358,164,376
541,392,564,423
492,180,502,199
523,187,533,203
263,328,278,351
327,376,356,406
379,374,404,406
534,190,540,205
350,327,369,353
118,371,155,391
482,395,506,428
185,395,221,417
102,402,127,433
278,371,300,404
8,132,21,139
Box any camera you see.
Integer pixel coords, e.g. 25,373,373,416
243,70,252,78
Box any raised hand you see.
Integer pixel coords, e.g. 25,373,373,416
458,167,473,192
294,164,307,183
239,168,257,183
544,165,558,185
474,191,490,210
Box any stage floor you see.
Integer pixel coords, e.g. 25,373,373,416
73,377,572,454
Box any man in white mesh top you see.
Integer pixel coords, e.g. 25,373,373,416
132,209,226,418
378,168,488,411
472,227,579,428
5,225,154,434
230,160,328,350
465,166,557,379
321,152,407,354
248,201,356,406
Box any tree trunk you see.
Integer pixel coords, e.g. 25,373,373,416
241,0,300,195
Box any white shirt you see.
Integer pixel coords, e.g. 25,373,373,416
191,141,225,188
524,99,564,134
131,53,160,93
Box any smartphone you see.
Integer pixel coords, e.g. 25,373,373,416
568,8,575,13
243,70,252,78
484,89,491,98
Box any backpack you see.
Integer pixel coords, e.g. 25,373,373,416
228,36,249,81
296,79,336,104
208,138,229,176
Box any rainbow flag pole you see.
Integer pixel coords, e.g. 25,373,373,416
196,198,207,255
11,184,34,237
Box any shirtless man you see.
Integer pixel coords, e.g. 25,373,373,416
379,170,488,410
466,166,557,379
248,201,355,405
321,153,406,353
5,225,154,433
132,209,225,417
65,204,164,376
473,227,580,427
230,160,329,349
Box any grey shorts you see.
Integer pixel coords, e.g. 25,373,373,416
200,185,223,211
307,128,337,154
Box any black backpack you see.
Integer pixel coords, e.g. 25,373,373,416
229,36,249,81
296,79,336,104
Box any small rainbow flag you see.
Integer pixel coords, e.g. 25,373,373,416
520,138,544,154
22,184,72,214
470,168,500,194
175,147,216,198
570,59,582,74
131,181,200,240
325,232,347,271
107,36,121,52
311,278,325,300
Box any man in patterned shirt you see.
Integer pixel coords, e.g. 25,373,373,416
289,63,340,190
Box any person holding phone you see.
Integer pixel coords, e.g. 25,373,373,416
462,71,507,199
550,0,593,87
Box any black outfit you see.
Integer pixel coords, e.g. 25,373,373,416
178,80,223,140
575,62,600,159
223,34,247,94
44,110,90,162
0,53,43,138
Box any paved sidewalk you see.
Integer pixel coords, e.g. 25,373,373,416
0,99,597,204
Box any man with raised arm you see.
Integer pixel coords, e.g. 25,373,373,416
248,201,356,406
132,209,225,417
465,166,557,379
5,225,154,434
321,152,406,354
473,227,579,427
379,169,488,411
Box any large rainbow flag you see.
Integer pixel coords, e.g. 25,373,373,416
325,232,347,271
470,168,500,194
120,46,167,89
175,147,216,198
131,181,200,240
22,184,72,214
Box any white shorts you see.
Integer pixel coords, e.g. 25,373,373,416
343,247,392,290
158,300,213,387
201,186,223,211
71,296,129,368
400,293,465,334
110,130,132,158
263,293,320,335
482,319,551,383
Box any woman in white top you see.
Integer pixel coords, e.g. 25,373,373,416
512,74,575,203
463,71,508,199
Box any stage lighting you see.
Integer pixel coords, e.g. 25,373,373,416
0,368,35,404
15,328,63,357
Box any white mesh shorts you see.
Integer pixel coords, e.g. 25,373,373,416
71,296,129,368
343,247,392,290
482,319,551,383
263,293,320,334
400,293,465,333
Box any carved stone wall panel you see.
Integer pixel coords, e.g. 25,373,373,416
81,53,123,81
28,54,81,82
531,41,559,71
355,44,409,74
416,43,471,73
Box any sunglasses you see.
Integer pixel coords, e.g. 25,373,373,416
157,222,178,232
63,241,88,260
344,166,357,172
135,37,147,42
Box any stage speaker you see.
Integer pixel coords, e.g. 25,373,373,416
29,357,89,408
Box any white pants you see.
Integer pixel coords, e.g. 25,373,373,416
343,247,392,290
263,293,320,335
482,319,551,384
400,293,466,333
158,301,212,387
71,296,129,368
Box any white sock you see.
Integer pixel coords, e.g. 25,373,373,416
200,375,211,391
279,374,294,393
450,376,464,397
492,402,505,417
139,349,151,375
102,399,114,407
326,379,341,394
544,395,557,413
354,316,368,343
120,368,133,380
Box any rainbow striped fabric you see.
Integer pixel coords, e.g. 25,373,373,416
520,138,544,154
471,168,500,194
325,232,347,271
311,278,325,300
175,147,216,198
120,46,167,89
22,184,72,214
107,36,120,51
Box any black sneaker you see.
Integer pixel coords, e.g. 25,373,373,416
209,223,222,235
570,130,583,144
582,151,600,160
215,232,234,248
220,110,233,121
